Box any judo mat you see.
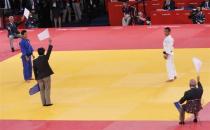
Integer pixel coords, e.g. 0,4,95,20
0,25,210,130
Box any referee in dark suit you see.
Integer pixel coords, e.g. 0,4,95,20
33,38,54,106
178,76,203,124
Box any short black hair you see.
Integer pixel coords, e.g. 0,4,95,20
164,27,171,32
21,30,27,35
38,47,45,55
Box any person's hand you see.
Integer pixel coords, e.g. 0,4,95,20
25,56,29,61
197,76,200,82
48,38,52,45
163,54,168,60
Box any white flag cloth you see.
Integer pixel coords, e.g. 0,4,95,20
23,8,30,19
37,29,50,41
192,57,202,74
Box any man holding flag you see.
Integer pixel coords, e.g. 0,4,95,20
33,38,54,106
176,58,203,125
178,76,203,125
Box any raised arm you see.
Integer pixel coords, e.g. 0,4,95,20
46,38,53,60
197,76,203,90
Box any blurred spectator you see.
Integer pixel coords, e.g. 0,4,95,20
50,0,63,27
122,2,132,26
62,0,72,24
184,4,196,10
13,0,22,13
163,0,175,10
200,0,210,10
135,11,151,25
72,0,82,21
25,13,38,28
195,7,205,24
87,0,99,9
38,0,51,28
3,0,13,9
189,7,205,24
22,0,34,11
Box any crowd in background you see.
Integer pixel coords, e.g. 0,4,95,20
162,0,208,24
0,0,101,28
121,2,151,26
121,0,209,26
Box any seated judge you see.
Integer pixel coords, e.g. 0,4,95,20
6,16,24,52
200,0,210,10
178,76,203,125
163,0,176,10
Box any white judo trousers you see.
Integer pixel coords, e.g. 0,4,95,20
163,35,177,80
166,54,177,80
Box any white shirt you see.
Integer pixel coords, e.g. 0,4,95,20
205,2,209,8
163,35,174,55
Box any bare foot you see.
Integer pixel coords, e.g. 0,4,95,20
25,80,30,83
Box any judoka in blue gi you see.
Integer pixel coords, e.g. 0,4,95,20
19,30,34,81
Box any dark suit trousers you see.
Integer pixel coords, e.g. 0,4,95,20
38,76,51,105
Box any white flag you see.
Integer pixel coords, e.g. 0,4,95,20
37,29,50,41
192,57,202,74
23,8,30,19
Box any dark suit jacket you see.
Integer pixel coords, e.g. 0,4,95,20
33,45,54,80
200,1,210,9
163,0,176,10
7,22,21,37
179,82,203,104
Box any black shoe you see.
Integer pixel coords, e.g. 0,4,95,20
193,119,198,123
166,79,174,82
44,104,53,106
11,48,15,52
179,121,185,125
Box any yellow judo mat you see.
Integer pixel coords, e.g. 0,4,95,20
0,48,210,121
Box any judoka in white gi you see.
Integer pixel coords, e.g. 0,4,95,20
163,27,177,81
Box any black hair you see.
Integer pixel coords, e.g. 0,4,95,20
38,48,45,55
164,27,171,32
21,30,27,35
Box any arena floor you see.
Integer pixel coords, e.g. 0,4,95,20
0,25,210,130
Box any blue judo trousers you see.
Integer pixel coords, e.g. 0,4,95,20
19,38,34,80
